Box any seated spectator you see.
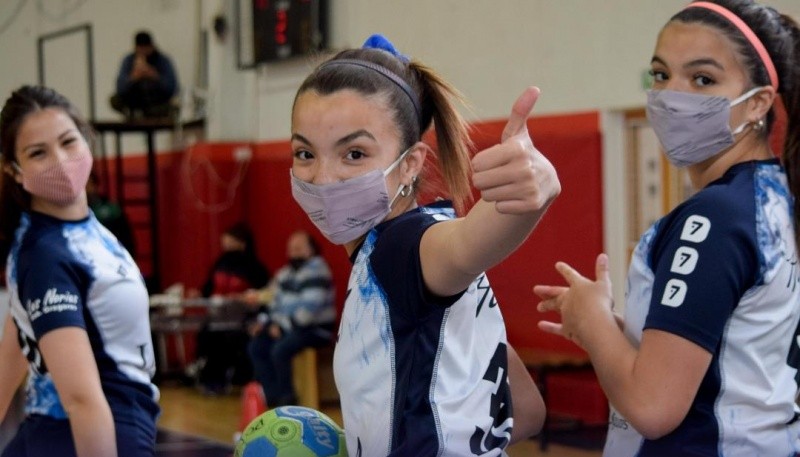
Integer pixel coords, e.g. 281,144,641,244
191,223,270,394
110,31,179,119
245,230,336,406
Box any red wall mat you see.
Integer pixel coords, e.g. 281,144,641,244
106,111,603,356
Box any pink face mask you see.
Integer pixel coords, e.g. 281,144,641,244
291,148,411,245
14,152,93,205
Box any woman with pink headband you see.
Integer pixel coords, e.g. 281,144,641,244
536,1,800,456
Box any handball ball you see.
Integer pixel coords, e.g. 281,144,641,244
235,406,348,457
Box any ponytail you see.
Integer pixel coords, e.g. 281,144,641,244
409,61,474,212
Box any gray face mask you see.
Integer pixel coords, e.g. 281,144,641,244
646,87,764,168
290,148,412,245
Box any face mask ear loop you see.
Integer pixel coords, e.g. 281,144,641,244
385,146,415,209
730,86,766,107
383,146,413,177
731,121,751,136
729,87,768,136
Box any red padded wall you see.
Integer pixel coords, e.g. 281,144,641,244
112,111,603,355
473,113,603,354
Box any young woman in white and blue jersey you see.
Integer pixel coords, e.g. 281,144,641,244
536,1,800,456
0,86,159,457
289,35,556,456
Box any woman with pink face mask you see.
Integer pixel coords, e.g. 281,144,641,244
290,34,556,456
0,86,159,457
536,1,800,456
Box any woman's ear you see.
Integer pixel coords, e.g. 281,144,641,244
402,141,429,184
2,162,22,185
749,86,777,122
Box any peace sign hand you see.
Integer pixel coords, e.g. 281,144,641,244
471,87,560,215
534,254,617,348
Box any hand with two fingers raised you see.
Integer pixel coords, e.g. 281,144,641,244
534,254,616,349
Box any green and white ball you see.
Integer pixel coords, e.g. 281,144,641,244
235,406,348,457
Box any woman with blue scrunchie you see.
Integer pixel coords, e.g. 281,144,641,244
288,34,553,455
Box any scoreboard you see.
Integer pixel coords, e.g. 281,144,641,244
252,0,328,63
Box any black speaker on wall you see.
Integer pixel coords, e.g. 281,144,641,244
252,0,328,63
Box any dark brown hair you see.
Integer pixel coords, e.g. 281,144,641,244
0,85,93,260
672,0,800,244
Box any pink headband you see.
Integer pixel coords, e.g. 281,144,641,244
685,1,779,90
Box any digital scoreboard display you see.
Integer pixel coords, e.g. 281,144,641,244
252,0,328,63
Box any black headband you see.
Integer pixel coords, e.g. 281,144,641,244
319,58,422,128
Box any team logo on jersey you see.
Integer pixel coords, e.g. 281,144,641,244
26,288,80,321
661,279,687,307
670,246,699,275
43,288,78,317
680,215,711,243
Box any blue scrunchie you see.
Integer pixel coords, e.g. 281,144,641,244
362,34,409,63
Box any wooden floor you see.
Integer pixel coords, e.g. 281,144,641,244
157,383,603,457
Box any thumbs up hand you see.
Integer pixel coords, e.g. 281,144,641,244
471,87,560,215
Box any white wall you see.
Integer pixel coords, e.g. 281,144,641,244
0,0,202,153
2,0,798,142
246,0,800,141
0,0,200,121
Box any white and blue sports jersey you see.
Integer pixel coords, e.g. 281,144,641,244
605,159,800,457
333,202,513,457
5,211,159,425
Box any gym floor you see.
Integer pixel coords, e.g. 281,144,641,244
156,383,605,457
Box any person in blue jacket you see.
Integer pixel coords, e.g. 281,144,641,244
110,31,179,119
0,85,159,457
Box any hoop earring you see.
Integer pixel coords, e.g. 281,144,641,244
400,176,417,198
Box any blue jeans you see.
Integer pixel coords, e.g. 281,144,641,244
247,326,331,406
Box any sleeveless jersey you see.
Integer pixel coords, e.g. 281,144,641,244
333,202,513,457
605,160,800,456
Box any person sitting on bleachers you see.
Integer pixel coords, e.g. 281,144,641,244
189,222,270,394
244,230,335,407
